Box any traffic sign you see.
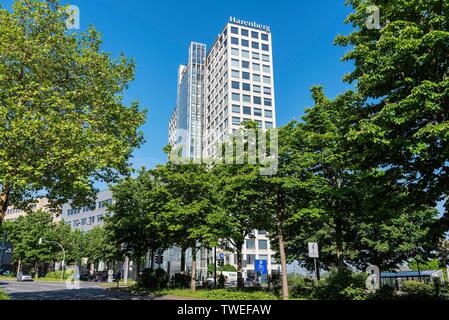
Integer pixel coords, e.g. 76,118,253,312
255,260,268,275
308,242,319,258
219,253,225,259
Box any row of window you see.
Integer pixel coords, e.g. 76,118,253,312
232,117,274,129
231,37,270,52
231,48,270,63
231,70,272,84
231,93,272,106
66,198,113,216
231,58,271,73
230,26,269,42
231,81,272,96
69,214,105,227
232,105,273,118
246,239,269,250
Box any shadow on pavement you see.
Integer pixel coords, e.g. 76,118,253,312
6,287,155,301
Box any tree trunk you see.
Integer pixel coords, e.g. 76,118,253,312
150,248,154,271
135,254,141,282
236,241,244,290
0,185,11,226
17,259,21,275
335,216,344,268
277,221,289,300
180,247,186,275
190,247,197,291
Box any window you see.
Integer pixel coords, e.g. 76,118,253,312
252,52,260,60
252,42,259,49
254,108,262,116
259,255,268,261
232,81,240,89
246,239,256,249
231,37,239,45
259,240,268,250
262,54,270,62
265,121,273,129
242,72,250,80
263,76,271,84
232,70,240,78
231,59,239,67
232,105,240,113
241,29,249,37
88,216,95,225
97,214,104,222
232,117,241,125
263,65,271,73
232,93,240,101
256,120,263,128
241,39,249,47
231,26,238,34
231,48,239,56
264,98,272,106
262,44,269,51
253,85,261,93
243,106,252,115
242,60,250,69
263,87,271,95
242,83,251,91
252,63,260,71
258,230,267,236
242,50,250,58
265,110,273,118
243,94,251,103
247,254,256,264
251,31,259,39
254,96,262,105
253,74,261,82
261,33,269,41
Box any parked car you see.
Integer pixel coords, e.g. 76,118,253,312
16,272,33,282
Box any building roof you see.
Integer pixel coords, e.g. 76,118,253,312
381,270,442,278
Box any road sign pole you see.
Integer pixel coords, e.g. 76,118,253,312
213,247,217,287
314,258,318,284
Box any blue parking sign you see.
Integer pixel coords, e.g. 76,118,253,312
255,260,268,275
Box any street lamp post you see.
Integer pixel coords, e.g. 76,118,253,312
39,238,66,281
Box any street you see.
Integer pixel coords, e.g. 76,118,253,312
0,280,157,300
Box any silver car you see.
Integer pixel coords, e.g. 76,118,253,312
16,272,33,282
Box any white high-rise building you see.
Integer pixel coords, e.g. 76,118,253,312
169,42,207,159
203,17,277,158
167,17,279,280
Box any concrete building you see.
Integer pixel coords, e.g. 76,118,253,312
4,198,57,222
167,17,279,279
60,189,113,232
168,42,207,159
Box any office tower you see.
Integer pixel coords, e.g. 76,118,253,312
203,17,277,158
168,42,207,159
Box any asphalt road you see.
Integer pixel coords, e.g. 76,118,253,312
0,280,157,300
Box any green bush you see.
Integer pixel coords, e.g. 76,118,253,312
400,281,436,300
367,285,397,300
172,273,190,289
290,277,317,300
217,274,225,289
138,268,168,290
312,268,367,300
45,269,74,280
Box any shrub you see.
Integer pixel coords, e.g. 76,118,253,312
138,268,168,290
172,273,190,289
290,277,316,300
45,269,74,280
367,285,397,300
312,268,367,300
400,281,436,300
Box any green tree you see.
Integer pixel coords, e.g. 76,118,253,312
83,226,120,269
336,0,449,233
4,210,72,275
0,0,146,225
151,160,221,291
106,175,162,281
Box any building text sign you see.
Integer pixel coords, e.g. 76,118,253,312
230,16,271,33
